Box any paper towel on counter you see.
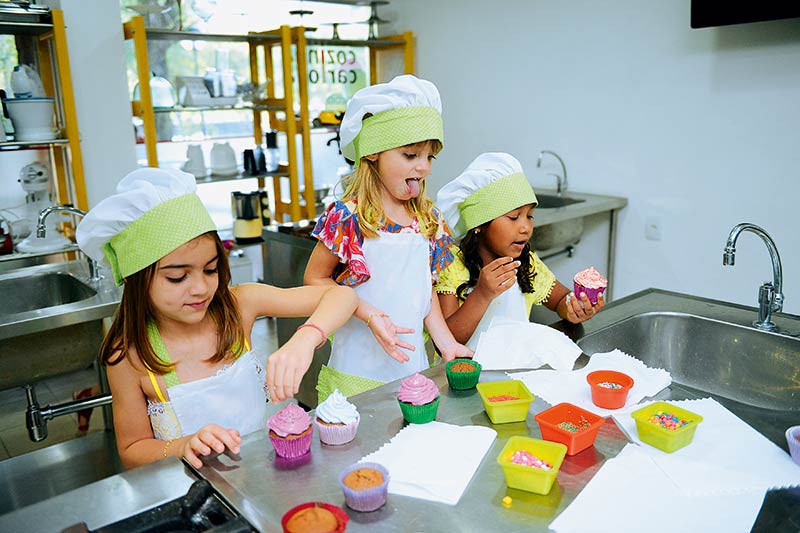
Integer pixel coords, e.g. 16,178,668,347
549,444,766,533
360,421,496,505
612,398,800,496
473,318,581,371
508,349,672,416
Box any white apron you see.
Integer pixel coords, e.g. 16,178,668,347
465,280,528,351
328,230,432,383
168,351,267,437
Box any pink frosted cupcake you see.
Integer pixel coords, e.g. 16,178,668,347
268,403,313,458
397,373,440,424
314,389,360,445
573,267,608,305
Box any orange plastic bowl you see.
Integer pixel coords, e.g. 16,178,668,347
586,370,634,409
534,402,605,455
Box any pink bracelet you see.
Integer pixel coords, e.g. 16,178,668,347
297,323,327,349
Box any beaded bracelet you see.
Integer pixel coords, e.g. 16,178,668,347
163,439,173,458
366,312,388,328
297,323,327,349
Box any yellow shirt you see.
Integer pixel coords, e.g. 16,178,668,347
435,247,556,316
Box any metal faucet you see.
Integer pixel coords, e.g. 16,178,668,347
37,205,101,283
723,223,783,332
536,150,568,194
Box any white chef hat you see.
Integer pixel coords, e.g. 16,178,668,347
76,167,216,285
436,152,538,241
339,74,444,163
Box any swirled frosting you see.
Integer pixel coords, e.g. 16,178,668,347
573,267,608,289
398,373,439,406
315,389,359,424
267,403,311,437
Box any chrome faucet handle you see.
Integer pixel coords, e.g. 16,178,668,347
35,205,102,283
544,173,565,194
536,150,568,194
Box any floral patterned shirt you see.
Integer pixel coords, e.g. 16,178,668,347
311,198,456,287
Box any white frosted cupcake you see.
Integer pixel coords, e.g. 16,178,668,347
314,389,360,445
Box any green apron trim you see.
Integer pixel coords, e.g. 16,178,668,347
352,106,443,162
316,365,385,404
460,172,538,231
147,321,180,388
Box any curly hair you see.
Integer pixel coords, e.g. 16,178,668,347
455,227,536,301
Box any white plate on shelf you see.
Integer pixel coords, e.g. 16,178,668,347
209,166,240,177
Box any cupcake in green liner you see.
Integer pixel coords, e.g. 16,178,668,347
445,359,482,390
397,373,440,424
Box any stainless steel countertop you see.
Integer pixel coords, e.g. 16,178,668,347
0,260,122,340
532,188,627,226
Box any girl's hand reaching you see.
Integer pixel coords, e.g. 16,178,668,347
474,257,521,301
563,291,605,323
180,424,242,468
367,313,415,363
267,339,316,402
437,341,474,363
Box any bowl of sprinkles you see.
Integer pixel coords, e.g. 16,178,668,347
497,436,567,494
586,370,634,409
630,401,704,453
445,359,482,390
476,380,534,424
534,402,605,455
785,425,800,466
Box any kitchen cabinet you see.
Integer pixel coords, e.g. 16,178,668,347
0,7,87,263
124,18,415,222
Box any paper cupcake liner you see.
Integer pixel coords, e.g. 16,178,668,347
445,360,482,390
339,462,390,512
398,395,439,424
281,501,349,533
787,426,800,466
269,427,313,458
315,414,360,446
573,281,605,305
273,451,312,471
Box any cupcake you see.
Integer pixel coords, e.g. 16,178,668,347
314,389,360,445
281,502,348,533
445,359,482,390
573,267,608,305
268,403,313,458
339,462,390,512
397,373,440,424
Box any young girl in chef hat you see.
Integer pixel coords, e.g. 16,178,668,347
305,74,471,402
435,152,604,350
76,168,357,469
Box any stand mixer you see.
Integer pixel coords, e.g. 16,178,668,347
14,162,72,252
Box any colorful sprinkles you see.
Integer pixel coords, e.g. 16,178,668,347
488,395,520,402
648,411,693,431
557,416,592,433
510,450,552,470
597,381,622,389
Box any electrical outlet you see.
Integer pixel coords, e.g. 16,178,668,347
645,216,661,241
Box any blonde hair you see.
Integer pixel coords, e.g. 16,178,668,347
341,139,443,239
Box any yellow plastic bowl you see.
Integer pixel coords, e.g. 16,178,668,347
476,380,534,424
497,436,567,495
630,401,703,453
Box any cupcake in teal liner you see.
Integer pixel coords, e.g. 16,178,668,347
445,359,482,390
339,462,390,512
314,389,360,445
397,373,440,424
268,403,313,458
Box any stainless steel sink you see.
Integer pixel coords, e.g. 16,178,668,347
1,272,97,315
577,312,799,412
533,194,586,250
536,193,585,209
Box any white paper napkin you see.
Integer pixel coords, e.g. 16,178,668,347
473,318,582,371
549,444,766,533
612,397,800,496
509,349,672,416
360,421,497,505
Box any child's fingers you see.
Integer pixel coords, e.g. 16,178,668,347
183,448,203,469
393,326,415,335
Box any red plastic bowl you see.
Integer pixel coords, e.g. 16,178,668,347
535,402,605,455
586,370,634,409
281,501,349,533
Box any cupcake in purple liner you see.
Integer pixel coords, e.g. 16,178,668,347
573,266,607,305
314,389,360,445
397,373,440,424
268,403,313,458
786,426,800,466
339,462,390,512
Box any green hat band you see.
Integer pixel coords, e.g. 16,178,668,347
104,193,217,285
353,106,443,161
460,172,538,231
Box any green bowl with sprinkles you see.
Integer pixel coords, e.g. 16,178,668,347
630,401,704,453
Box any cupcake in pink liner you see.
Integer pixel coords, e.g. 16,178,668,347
573,267,608,305
786,426,800,467
339,462,390,512
268,403,313,458
314,389,360,445
397,373,440,424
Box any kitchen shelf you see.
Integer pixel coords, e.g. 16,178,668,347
0,139,69,150
144,28,407,48
195,170,290,184
0,244,79,264
152,102,286,113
